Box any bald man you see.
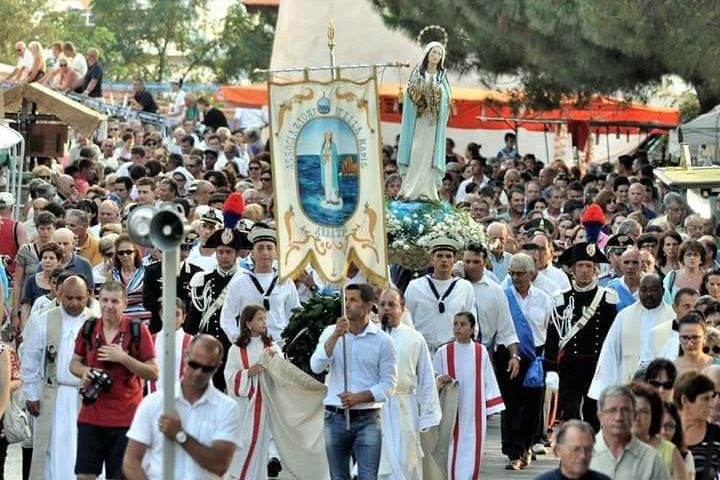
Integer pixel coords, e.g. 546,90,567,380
486,222,512,282
588,274,678,399
606,249,642,311
22,276,94,479
56,174,79,203
53,228,94,287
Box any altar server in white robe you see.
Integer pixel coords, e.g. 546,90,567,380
22,276,93,480
588,274,679,400
224,304,280,480
434,311,505,480
147,299,193,393
405,237,475,351
378,288,441,480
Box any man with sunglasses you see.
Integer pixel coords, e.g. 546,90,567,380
187,227,246,391
220,227,300,345
70,281,158,480
6,41,33,83
598,233,636,287
123,334,241,479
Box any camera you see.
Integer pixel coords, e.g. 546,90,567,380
79,369,113,405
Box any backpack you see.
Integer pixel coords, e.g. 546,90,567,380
82,317,142,358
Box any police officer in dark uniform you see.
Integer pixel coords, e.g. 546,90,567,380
598,233,636,286
186,227,248,391
544,241,618,430
143,231,203,333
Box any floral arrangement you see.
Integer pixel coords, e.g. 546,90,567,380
386,200,487,270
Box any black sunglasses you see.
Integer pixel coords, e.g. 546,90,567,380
648,379,674,390
117,249,135,256
187,359,218,373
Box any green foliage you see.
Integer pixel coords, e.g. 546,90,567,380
0,0,50,64
371,0,720,113
281,295,340,378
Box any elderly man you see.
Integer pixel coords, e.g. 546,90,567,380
501,253,553,470
22,276,94,480
606,249,642,311
377,288,440,480
486,222,512,282
628,182,656,221
6,41,33,82
588,274,678,400
53,228,94,286
533,420,611,480
648,192,685,231
590,385,670,480
89,200,121,237
56,174,79,203
66,209,102,266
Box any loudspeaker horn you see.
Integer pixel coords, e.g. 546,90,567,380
149,209,186,252
126,205,157,247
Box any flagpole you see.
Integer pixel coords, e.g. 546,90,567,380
327,17,351,432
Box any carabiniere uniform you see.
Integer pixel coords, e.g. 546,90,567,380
544,242,618,430
186,228,246,392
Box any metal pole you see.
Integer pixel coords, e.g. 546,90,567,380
340,285,350,431
161,248,178,480
253,61,410,75
328,17,337,81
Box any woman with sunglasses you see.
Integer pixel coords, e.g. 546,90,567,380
629,382,688,480
644,358,678,403
676,371,720,480
110,234,149,323
675,311,720,375
56,56,81,93
224,304,279,480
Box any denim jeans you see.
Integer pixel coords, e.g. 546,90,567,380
324,408,382,480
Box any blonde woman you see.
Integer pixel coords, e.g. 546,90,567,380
24,41,45,83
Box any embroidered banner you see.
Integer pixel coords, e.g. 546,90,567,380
269,76,387,284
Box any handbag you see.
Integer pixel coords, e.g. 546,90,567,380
3,390,31,444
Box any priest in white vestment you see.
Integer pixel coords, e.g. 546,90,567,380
21,277,92,480
433,312,505,479
588,274,679,400
378,289,441,480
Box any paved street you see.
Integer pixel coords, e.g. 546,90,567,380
5,416,559,478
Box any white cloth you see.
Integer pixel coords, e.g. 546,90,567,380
471,277,518,348
405,276,475,350
433,341,505,479
379,324,441,480
224,338,279,479
507,285,553,347
126,384,242,480
455,175,490,203
186,246,217,272
71,53,87,75
310,321,397,409
21,306,86,480
539,265,570,293
150,329,191,392
29,294,54,319
17,49,33,70
588,302,679,399
220,271,300,342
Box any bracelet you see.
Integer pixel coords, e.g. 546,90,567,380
511,354,521,361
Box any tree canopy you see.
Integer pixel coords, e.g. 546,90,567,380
371,0,720,113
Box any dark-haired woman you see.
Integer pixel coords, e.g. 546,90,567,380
224,305,279,480
433,312,505,474
677,371,720,480
661,402,695,480
674,311,720,375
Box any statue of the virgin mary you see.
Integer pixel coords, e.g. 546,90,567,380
396,41,451,202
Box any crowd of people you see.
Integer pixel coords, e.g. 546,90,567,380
1,39,720,478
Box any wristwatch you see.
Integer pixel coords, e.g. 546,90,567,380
175,430,188,444
511,354,521,361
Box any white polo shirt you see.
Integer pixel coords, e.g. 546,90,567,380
126,383,242,479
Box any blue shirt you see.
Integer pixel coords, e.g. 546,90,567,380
533,467,611,480
488,251,511,282
310,320,397,409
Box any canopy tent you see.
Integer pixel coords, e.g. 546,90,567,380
217,83,680,132
0,124,23,150
677,105,720,146
2,83,105,137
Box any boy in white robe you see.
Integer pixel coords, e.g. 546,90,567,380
147,299,193,393
433,312,505,480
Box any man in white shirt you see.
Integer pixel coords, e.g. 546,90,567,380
377,288,440,480
63,41,87,76
588,274,678,400
532,230,571,292
455,157,489,203
6,41,34,82
404,237,475,351
310,283,397,480
123,334,242,479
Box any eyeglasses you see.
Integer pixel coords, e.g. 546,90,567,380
648,379,674,390
680,335,703,344
181,244,193,250
187,359,218,373
37,176,51,180
117,249,135,256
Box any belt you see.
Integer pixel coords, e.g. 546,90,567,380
325,406,380,416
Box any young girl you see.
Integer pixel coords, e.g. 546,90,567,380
224,305,279,480
148,299,192,393
433,311,505,479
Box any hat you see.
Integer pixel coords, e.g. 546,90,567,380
204,228,244,250
557,242,609,266
169,75,182,84
524,217,555,236
604,233,636,253
0,192,14,208
234,223,254,250
429,237,462,254
183,231,199,247
199,208,223,227
248,227,277,245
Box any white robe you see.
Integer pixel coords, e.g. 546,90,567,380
21,306,86,480
147,329,192,393
588,302,678,400
225,337,280,480
380,324,441,480
433,341,505,480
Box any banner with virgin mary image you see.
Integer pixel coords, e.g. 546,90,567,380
269,75,388,285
